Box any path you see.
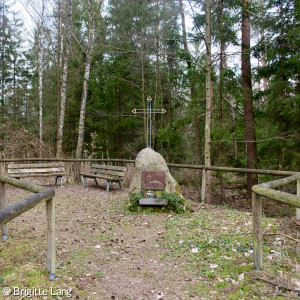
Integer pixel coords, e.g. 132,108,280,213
1,183,299,299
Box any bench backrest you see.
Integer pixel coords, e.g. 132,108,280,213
8,163,66,175
91,164,126,178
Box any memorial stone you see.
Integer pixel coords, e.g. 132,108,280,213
128,148,184,206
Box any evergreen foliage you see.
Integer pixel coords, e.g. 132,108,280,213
0,0,298,173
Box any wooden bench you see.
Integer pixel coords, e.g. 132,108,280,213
81,164,126,191
8,162,66,187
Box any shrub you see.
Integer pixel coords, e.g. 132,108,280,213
128,191,187,214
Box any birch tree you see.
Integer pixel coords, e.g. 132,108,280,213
56,0,72,157
56,0,63,138
204,0,212,204
75,0,95,160
38,0,45,158
0,0,11,121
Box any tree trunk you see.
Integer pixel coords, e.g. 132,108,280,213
56,0,62,140
1,0,6,120
242,0,258,198
194,117,203,165
140,25,147,146
56,0,72,158
218,0,224,122
259,0,268,103
38,0,45,158
153,0,160,151
75,0,95,181
204,0,212,204
179,0,203,166
229,94,238,159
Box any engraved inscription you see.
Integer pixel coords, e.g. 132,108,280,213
141,171,165,190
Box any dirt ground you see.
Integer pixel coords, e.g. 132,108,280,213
0,179,299,300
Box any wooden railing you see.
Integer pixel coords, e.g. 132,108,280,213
251,173,300,270
0,175,56,280
1,158,299,272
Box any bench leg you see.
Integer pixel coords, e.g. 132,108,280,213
60,176,63,187
94,178,99,186
55,176,58,185
106,180,110,192
118,180,123,190
83,176,86,187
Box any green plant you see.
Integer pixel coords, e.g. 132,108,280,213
95,271,103,278
160,192,187,214
127,191,145,212
127,191,187,214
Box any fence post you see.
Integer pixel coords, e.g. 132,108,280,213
252,192,262,270
297,179,300,219
66,161,69,183
0,181,7,241
201,169,206,204
74,161,81,182
46,197,56,280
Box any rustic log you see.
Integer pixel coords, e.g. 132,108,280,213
168,163,298,176
0,175,56,279
46,197,56,280
1,158,135,163
252,186,300,208
251,272,300,294
257,173,300,189
1,158,298,177
0,181,7,240
66,161,70,183
201,169,206,203
0,187,54,226
0,175,44,193
252,192,262,270
265,232,300,244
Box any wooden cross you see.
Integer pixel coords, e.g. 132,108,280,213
132,96,166,149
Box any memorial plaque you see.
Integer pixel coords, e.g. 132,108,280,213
141,171,165,190
139,198,167,206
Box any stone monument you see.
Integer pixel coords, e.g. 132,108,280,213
128,148,184,206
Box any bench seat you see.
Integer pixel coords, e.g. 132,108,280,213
81,164,126,191
8,163,66,187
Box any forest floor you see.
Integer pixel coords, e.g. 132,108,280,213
0,179,299,300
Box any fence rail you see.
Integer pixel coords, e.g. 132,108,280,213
1,157,300,273
1,158,298,175
0,175,56,280
251,173,300,270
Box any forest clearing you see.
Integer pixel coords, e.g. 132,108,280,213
0,0,300,299
0,178,299,300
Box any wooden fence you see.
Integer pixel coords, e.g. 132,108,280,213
0,175,56,280
251,173,300,270
1,158,299,271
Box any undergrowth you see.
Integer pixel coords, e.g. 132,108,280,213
128,191,187,214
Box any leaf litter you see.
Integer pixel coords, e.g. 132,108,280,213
0,183,299,299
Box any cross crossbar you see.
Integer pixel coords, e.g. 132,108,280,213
132,96,166,148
